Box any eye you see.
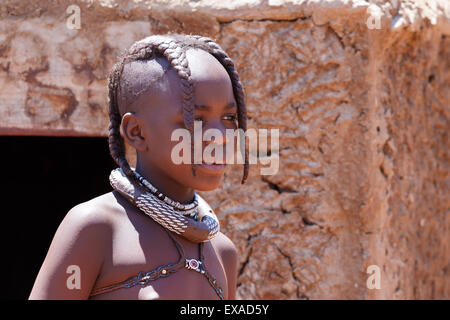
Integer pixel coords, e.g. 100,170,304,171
223,114,237,122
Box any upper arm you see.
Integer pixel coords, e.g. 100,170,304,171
216,233,239,300
29,202,112,300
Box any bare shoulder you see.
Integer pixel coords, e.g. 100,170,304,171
212,232,238,260
64,191,122,226
29,192,120,299
55,191,127,250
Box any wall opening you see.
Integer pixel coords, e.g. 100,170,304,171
0,136,116,299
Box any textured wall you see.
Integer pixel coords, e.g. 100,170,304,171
0,0,448,299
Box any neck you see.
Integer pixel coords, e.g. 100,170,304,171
135,159,195,205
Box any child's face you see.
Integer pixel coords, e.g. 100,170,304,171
124,48,238,191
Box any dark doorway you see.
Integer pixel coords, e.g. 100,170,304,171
0,136,116,299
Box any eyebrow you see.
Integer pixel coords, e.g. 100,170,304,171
194,102,237,111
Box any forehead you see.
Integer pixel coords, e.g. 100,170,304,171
186,48,231,85
120,47,235,116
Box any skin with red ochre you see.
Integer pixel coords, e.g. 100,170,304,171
28,48,239,300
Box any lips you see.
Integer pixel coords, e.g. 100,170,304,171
197,161,227,172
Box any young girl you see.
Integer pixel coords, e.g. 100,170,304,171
29,34,249,300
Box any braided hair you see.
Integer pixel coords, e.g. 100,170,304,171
107,34,249,188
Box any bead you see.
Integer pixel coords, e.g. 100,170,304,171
188,259,200,270
161,269,167,275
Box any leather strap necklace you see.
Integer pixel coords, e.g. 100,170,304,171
89,227,224,299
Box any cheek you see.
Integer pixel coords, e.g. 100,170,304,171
145,122,190,165
146,120,174,148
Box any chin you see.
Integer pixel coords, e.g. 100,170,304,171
194,183,222,191
191,175,224,191
190,164,226,191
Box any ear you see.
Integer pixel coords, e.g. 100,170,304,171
120,112,148,152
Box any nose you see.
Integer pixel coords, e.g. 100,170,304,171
201,121,229,164
203,120,227,146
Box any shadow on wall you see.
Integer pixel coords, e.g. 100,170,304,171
0,136,116,299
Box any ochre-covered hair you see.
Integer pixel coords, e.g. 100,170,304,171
107,34,249,187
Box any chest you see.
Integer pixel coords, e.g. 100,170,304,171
91,211,228,299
